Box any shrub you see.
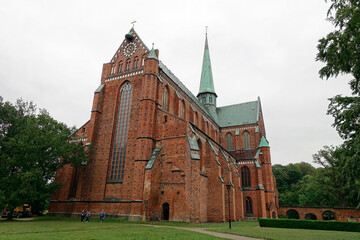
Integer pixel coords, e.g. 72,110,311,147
259,218,360,232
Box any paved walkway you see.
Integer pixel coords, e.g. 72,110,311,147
147,225,263,240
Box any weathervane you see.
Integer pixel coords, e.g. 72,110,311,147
206,26,208,35
131,20,136,28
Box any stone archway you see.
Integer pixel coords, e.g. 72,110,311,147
323,210,335,220
305,213,317,220
286,209,300,219
162,203,169,220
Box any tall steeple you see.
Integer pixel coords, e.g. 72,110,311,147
197,31,218,121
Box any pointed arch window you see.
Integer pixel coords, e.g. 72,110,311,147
133,58,139,69
126,60,131,71
142,55,146,66
111,65,116,74
109,82,133,182
245,197,253,215
118,62,123,73
180,100,185,118
225,133,233,151
242,131,251,149
241,166,250,187
163,87,169,111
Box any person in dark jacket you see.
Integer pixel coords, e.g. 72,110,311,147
80,210,86,222
100,210,105,223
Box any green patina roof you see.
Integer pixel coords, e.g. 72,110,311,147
198,35,216,95
215,159,221,166
208,140,218,156
186,133,199,151
191,153,200,160
258,184,265,190
220,149,230,163
259,136,270,148
145,147,162,170
230,157,238,169
219,176,225,183
254,149,261,159
217,99,260,127
94,84,105,93
147,45,158,60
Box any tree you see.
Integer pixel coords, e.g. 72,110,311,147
316,0,360,200
273,162,317,206
317,0,360,90
0,97,92,217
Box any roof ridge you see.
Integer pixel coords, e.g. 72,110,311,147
158,60,217,124
217,99,259,109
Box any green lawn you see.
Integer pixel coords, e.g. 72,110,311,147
1,217,360,240
206,221,360,240
0,217,225,240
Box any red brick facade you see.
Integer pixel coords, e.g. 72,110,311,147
49,28,279,222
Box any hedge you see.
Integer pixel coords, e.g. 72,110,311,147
259,218,360,232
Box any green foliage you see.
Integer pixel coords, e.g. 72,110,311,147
317,0,360,90
316,0,360,207
273,162,319,206
259,218,360,232
0,97,92,216
273,154,360,208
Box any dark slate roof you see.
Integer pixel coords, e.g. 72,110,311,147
217,99,260,127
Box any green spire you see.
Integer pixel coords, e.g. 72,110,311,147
147,44,158,60
258,136,270,148
198,34,216,96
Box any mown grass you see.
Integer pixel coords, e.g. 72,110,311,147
1,217,360,240
206,221,360,240
0,217,224,240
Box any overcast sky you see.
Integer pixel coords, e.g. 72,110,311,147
0,0,353,166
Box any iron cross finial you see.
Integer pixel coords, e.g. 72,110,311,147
131,20,136,28
206,26,208,35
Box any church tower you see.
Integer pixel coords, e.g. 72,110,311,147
197,33,218,121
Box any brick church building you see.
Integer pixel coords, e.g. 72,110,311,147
49,28,279,222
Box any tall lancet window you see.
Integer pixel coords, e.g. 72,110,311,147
225,133,233,151
180,100,185,118
109,82,133,182
242,131,251,149
163,87,169,111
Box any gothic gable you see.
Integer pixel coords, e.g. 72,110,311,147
108,28,150,74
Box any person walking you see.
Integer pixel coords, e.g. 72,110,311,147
85,209,91,223
80,210,86,222
100,210,105,223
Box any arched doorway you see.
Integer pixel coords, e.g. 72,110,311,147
323,210,335,220
272,211,276,219
162,203,169,220
305,213,317,220
245,197,253,217
286,209,299,219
